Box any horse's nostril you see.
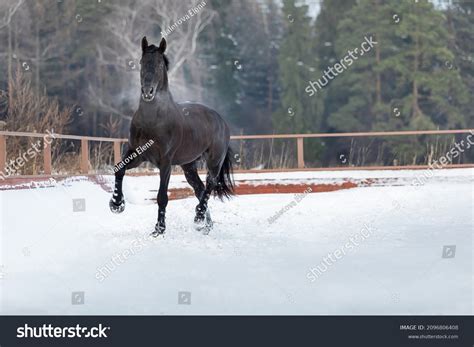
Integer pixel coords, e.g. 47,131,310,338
141,87,145,94
150,87,154,94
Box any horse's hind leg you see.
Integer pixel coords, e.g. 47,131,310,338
109,148,143,213
182,161,205,200
182,162,213,228
194,164,221,232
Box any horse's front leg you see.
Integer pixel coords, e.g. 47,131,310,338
109,148,142,214
152,160,172,236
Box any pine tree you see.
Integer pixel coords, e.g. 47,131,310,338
325,0,393,132
391,0,468,130
320,0,468,165
273,0,322,134
202,0,241,128
313,0,356,131
203,0,282,134
233,0,281,133
447,0,474,128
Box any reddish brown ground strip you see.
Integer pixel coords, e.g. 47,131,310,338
164,181,359,200
235,182,358,194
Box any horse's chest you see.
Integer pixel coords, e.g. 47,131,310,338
132,131,158,147
130,116,181,163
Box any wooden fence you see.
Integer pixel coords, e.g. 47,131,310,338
0,129,473,177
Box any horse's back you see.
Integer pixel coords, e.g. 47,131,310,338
173,102,230,165
178,102,229,137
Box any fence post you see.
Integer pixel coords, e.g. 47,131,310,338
0,135,6,175
80,139,89,174
297,137,305,169
43,139,52,175
114,141,122,164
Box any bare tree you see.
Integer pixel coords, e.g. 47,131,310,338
0,0,25,93
89,0,216,121
0,0,24,31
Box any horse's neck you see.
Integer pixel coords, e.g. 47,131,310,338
155,90,174,112
138,90,179,122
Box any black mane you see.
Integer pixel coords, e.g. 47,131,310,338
144,44,169,70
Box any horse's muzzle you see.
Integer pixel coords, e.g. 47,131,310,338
141,86,155,102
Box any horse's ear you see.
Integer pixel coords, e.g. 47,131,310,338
141,36,148,52
158,37,167,54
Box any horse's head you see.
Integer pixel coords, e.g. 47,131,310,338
140,36,169,102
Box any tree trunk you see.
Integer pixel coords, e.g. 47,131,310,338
412,7,421,118
375,36,381,105
7,20,12,111
374,0,381,105
35,3,41,97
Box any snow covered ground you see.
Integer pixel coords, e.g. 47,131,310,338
0,169,472,315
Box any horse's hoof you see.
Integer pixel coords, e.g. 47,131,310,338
151,230,164,238
194,215,205,224
194,211,213,233
195,222,212,235
205,210,213,228
201,224,212,235
109,198,125,214
152,222,166,237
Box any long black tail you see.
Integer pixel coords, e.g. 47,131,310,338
213,147,235,200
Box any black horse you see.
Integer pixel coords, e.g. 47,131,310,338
109,36,234,236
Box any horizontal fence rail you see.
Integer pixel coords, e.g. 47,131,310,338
0,129,473,177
